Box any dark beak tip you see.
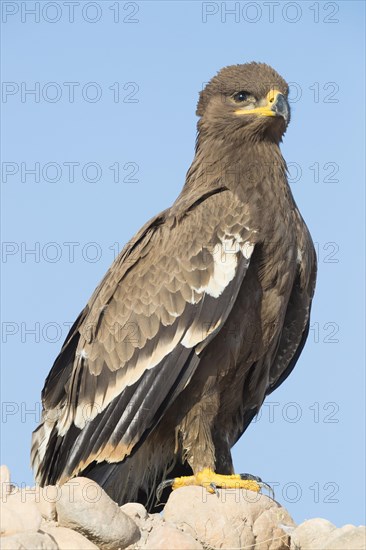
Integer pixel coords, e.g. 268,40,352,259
272,94,289,123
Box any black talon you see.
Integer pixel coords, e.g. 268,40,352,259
239,473,262,482
156,478,174,502
209,482,220,497
239,473,275,499
260,481,275,500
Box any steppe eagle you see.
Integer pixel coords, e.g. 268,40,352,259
32,62,317,511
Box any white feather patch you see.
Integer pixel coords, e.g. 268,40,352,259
205,237,238,298
182,236,255,347
181,316,222,348
205,236,254,298
242,241,254,259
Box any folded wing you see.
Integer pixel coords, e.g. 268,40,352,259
32,189,258,485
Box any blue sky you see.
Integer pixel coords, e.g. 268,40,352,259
1,0,365,527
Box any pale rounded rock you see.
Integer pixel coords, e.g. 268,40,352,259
0,465,12,499
253,507,294,550
339,523,358,531
139,512,165,544
56,477,140,549
5,484,60,521
0,464,10,494
0,531,58,549
296,523,366,550
42,525,99,549
290,518,336,549
146,512,165,529
0,506,24,536
145,523,203,549
121,502,149,524
1,490,42,535
37,485,61,521
323,525,366,550
0,464,11,482
3,484,39,505
164,486,238,548
164,486,293,549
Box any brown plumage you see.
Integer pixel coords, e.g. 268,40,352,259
31,62,316,510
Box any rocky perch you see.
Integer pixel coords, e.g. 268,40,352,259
1,466,365,549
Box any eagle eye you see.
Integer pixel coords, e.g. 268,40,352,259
233,91,250,102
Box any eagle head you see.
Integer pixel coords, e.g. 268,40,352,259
196,62,290,144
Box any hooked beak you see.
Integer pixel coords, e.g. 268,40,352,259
270,92,289,123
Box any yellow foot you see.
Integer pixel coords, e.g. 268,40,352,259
156,468,273,501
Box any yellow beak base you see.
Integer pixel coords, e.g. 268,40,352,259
235,89,283,118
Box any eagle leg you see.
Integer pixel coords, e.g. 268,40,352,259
156,468,272,502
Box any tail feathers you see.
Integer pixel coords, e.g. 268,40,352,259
82,434,179,511
32,419,192,511
32,417,83,487
31,418,57,484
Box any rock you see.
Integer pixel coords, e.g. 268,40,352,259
290,519,366,550
42,525,99,549
133,511,166,547
253,507,293,550
0,531,58,549
0,506,24,536
121,502,149,525
143,512,165,532
323,526,366,549
145,523,203,549
1,488,42,535
120,502,150,547
1,461,365,550
290,518,336,549
1,482,58,528
56,477,140,549
0,464,11,484
36,485,60,521
0,465,13,499
164,486,295,550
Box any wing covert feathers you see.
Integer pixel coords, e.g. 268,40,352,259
32,189,257,485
